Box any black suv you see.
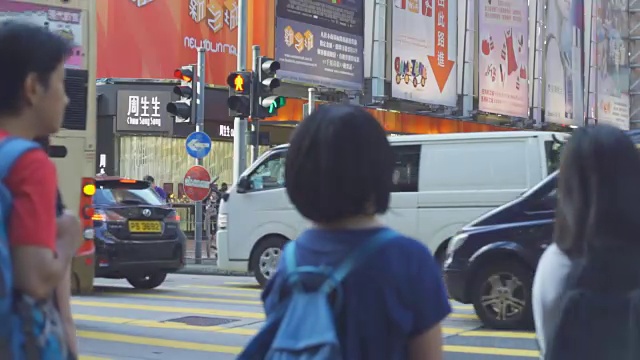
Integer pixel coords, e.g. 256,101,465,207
93,177,186,289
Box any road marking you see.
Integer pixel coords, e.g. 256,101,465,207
103,292,262,305
95,286,261,299
444,345,539,357
181,285,261,293
72,300,265,319
223,281,259,287
74,313,466,337
459,329,536,339
77,329,538,357
448,312,478,320
79,357,111,360
77,330,242,355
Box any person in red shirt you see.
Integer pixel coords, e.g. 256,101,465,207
0,21,83,322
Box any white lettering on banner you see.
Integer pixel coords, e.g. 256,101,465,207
126,95,163,127
219,124,234,137
184,176,209,189
183,36,236,55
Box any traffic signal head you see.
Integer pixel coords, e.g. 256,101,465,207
167,65,195,123
227,71,253,117
254,57,284,118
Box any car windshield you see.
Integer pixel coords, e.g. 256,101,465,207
94,181,164,206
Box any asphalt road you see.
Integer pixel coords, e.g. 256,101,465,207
74,274,539,360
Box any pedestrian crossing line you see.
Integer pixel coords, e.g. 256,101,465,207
72,300,266,319
77,330,243,355
103,292,263,305
77,329,538,357
74,313,481,337
74,299,477,322
444,345,539,358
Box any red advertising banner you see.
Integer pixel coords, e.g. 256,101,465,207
97,0,275,86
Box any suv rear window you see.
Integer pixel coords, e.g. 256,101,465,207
94,180,164,206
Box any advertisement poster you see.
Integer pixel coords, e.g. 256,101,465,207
478,0,529,118
96,0,274,86
0,1,85,69
391,0,457,106
543,0,584,126
595,0,629,129
275,0,364,90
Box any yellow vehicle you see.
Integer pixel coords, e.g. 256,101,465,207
0,0,99,293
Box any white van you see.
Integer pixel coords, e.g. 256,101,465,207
216,131,569,286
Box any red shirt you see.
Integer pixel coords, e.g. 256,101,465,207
0,131,57,252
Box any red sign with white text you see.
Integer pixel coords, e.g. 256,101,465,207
183,166,211,202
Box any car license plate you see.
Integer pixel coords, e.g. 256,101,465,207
128,221,162,233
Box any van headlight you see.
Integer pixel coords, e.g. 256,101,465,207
447,233,468,256
217,214,228,229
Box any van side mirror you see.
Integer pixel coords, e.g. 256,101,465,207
236,176,250,193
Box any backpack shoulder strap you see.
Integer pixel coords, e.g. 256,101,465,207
0,137,40,181
320,228,397,293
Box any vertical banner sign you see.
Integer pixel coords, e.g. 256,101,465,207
543,0,584,126
595,0,630,130
275,0,365,90
392,0,457,106
478,0,529,118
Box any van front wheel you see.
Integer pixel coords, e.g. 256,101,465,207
251,237,286,287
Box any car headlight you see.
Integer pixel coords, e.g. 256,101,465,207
447,233,468,256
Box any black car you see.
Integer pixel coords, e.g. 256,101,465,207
443,172,557,330
92,177,186,289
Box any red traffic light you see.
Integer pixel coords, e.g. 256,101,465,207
174,68,193,82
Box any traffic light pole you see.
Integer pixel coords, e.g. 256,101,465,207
233,0,249,182
252,45,261,162
194,47,206,264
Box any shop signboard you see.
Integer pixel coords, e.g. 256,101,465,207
478,0,529,118
0,1,85,69
543,0,584,126
96,0,275,86
274,0,365,90
391,0,458,106
594,0,630,130
116,90,173,133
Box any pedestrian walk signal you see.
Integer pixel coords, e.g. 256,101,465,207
227,71,252,117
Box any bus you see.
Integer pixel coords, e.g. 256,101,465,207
0,0,99,293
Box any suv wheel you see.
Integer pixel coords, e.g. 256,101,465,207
126,272,167,290
251,237,286,287
471,261,534,330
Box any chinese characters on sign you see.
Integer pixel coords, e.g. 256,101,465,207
391,0,457,106
218,124,234,138
275,0,364,90
116,91,173,133
478,0,529,117
188,0,238,33
130,0,154,7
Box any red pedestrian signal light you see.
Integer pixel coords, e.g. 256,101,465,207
226,72,252,95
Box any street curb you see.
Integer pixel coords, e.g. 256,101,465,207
178,263,252,277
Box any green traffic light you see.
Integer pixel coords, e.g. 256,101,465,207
267,96,286,114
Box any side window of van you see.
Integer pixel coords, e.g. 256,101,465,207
391,145,420,192
545,140,564,174
247,151,287,191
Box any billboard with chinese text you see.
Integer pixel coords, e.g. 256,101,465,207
478,0,529,118
595,0,629,129
97,0,275,86
391,0,457,106
0,1,85,69
116,90,173,133
543,0,584,126
274,0,365,90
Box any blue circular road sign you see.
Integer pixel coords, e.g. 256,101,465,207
185,131,212,159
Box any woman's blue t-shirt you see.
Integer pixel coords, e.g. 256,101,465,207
261,227,451,360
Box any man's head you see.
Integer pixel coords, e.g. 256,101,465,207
0,21,72,137
143,175,155,186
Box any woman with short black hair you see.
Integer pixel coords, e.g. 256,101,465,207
261,104,450,360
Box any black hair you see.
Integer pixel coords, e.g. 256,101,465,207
143,175,155,183
285,104,394,224
0,21,72,116
554,125,640,258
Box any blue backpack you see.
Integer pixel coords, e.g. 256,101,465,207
238,228,397,360
0,137,70,360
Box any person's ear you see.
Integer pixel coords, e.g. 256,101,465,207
23,72,43,107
